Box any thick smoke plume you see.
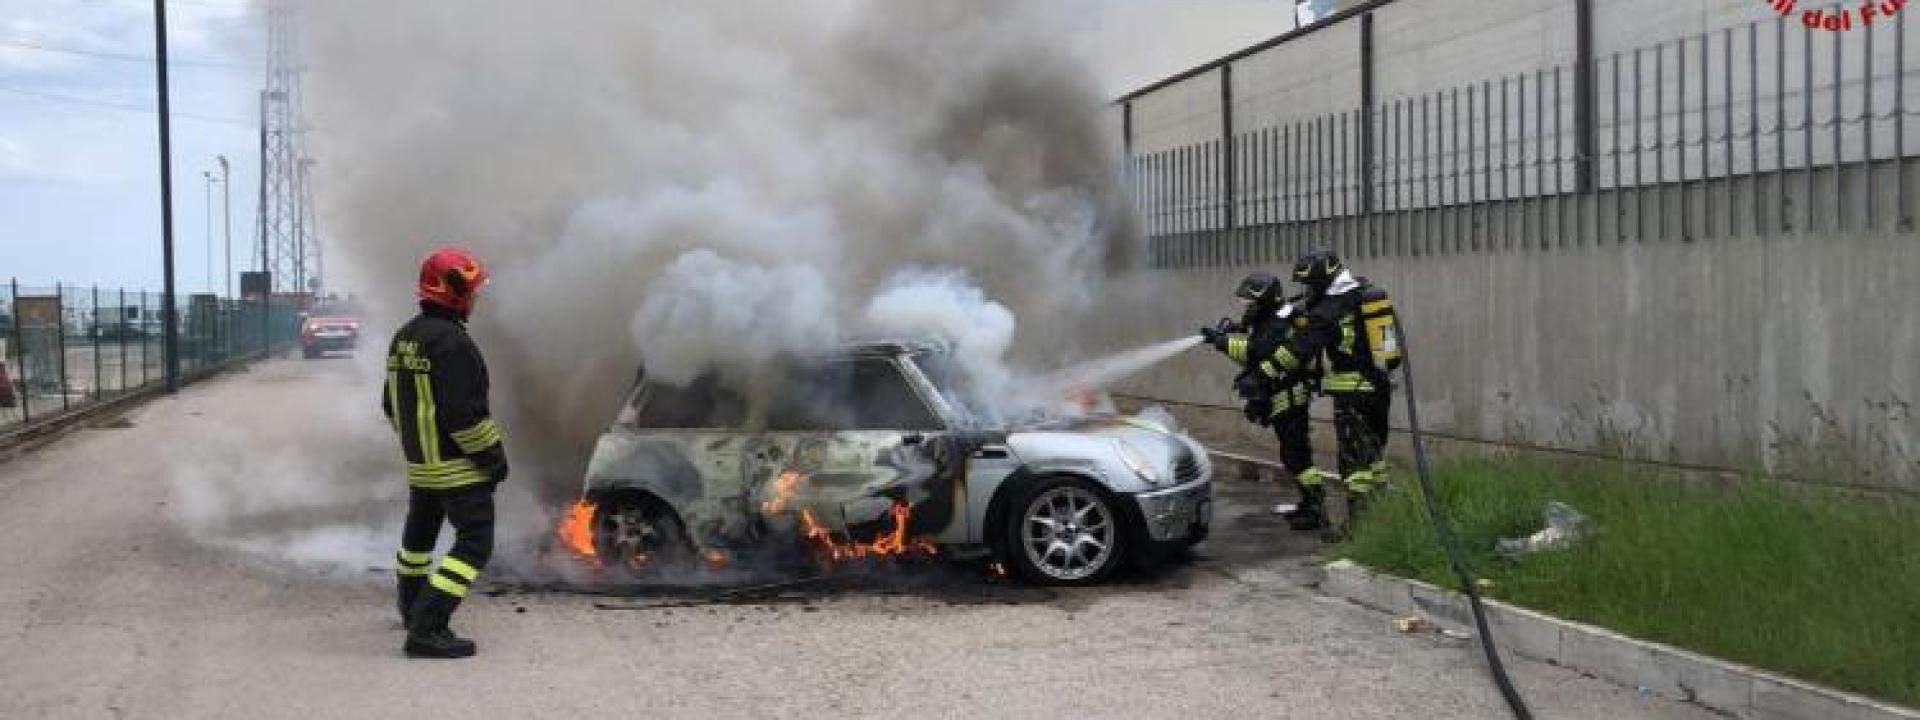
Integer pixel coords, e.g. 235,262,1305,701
303,0,1138,497
171,0,1152,575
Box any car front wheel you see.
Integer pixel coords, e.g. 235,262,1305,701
1005,476,1125,586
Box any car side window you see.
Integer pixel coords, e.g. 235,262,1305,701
627,374,745,430
765,358,941,432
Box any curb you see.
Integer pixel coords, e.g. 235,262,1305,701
1320,560,1919,720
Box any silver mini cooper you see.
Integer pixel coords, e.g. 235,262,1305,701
580,341,1213,586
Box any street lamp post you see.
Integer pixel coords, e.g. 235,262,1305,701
203,171,215,294
217,155,231,300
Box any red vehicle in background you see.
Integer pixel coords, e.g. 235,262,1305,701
299,297,362,359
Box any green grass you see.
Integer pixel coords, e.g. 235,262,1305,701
1334,456,1920,707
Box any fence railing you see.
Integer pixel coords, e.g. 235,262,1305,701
0,280,301,433
1122,4,1920,267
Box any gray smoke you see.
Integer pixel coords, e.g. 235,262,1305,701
300,0,1140,506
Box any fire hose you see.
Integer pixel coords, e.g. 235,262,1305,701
1392,320,1534,720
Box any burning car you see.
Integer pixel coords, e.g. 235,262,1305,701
571,340,1213,586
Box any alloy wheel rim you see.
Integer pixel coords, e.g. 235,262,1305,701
1021,486,1115,581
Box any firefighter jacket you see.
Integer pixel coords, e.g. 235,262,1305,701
1256,270,1397,395
381,303,504,490
1223,299,1320,416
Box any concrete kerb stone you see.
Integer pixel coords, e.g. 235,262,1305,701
1319,560,1920,720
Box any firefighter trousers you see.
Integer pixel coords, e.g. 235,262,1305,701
1332,389,1393,494
395,483,496,604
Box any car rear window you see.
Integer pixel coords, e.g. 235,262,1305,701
626,374,745,430
766,358,942,432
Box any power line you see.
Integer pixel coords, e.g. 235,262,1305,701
1,38,254,70
0,82,252,126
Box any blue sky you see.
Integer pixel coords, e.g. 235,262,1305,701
0,0,1294,294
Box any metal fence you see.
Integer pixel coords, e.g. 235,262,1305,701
1124,2,1920,268
0,280,301,432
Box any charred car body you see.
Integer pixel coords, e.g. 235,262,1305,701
580,341,1213,585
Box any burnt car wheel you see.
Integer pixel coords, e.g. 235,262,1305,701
1005,476,1125,586
592,493,691,576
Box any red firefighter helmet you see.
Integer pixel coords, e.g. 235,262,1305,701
416,246,490,315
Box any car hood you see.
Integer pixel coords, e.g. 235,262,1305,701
1003,413,1208,493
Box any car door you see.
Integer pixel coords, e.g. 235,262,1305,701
752,356,959,543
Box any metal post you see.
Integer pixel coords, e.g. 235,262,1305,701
1555,65,1566,246
1443,86,1459,251
154,0,179,393
1575,0,1597,193
1656,44,1666,241
1536,68,1547,249
91,284,100,401
1778,16,1789,232
1221,65,1236,237
10,279,26,424
118,288,126,394
141,292,149,387
1701,31,1712,240
1724,27,1734,238
219,155,231,299
1360,13,1377,255
1636,47,1646,241
1393,99,1403,255
1614,52,1625,243
1833,21,1845,232
1863,15,1874,230
1679,36,1691,242
1504,75,1513,249
1521,71,1531,248
1900,6,1909,230
1752,22,1763,237
1484,79,1494,252
1342,109,1353,254
1804,21,1814,234
1468,84,1479,252
1421,95,1432,255
54,283,68,412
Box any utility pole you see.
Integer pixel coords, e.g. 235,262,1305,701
154,0,179,393
218,155,231,299
203,171,215,293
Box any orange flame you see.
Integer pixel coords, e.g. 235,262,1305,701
557,498,597,560
761,470,806,515
798,501,938,562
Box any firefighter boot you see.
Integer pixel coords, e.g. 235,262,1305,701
1285,485,1327,532
404,590,477,659
396,576,426,627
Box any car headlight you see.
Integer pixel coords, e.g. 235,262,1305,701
1113,439,1162,484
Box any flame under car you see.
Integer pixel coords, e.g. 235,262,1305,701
577,341,1213,586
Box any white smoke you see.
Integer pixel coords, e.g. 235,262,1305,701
166,0,1163,577
299,0,1139,496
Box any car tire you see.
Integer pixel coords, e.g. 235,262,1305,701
1003,475,1126,587
591,492,692,578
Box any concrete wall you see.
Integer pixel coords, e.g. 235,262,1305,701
1109,0,1920,488
1093,164,1920,489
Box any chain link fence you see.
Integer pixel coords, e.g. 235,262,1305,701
0,280,301,432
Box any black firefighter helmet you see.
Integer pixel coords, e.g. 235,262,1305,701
1234,272,1285,307
1292,249,1343,290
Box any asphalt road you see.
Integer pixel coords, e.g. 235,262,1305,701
0,359,1716,719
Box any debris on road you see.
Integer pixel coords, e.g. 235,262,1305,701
1393,616,1431,634
1496,500,1589,559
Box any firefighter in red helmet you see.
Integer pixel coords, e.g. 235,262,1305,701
382,246,506,659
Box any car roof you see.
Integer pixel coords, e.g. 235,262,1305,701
834,338,945,359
